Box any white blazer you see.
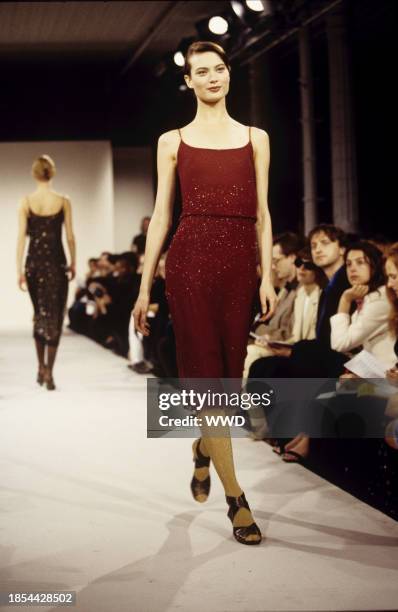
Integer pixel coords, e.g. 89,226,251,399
290,285,321,343
330,285,396,368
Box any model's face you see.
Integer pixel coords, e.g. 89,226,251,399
310,231,344,269
185,52,230,102
346,250,371,286
272,244,296,281
386,258,398,296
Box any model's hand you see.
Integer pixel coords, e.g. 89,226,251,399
259,279,277,322
18,273,27,291
342,284,369,302
133,293,151,336
66,264,76,281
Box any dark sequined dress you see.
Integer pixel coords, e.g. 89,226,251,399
165,127,259,380
25,205,68,346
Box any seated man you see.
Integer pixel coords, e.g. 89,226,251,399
243,232,302,379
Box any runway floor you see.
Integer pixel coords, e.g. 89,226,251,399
0,330,397,612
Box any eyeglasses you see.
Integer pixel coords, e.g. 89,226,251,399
295,257,317,271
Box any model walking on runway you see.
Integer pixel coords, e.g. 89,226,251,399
16,155,76,390
133,41,276,545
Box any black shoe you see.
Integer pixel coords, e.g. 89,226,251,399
225,491,262,545
127,361,152,374
37,367,45,386
190,438,211,503
44,368,56,391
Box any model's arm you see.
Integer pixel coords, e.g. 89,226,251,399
63,196,76,280
133,131,177,335
252,128,277,321
16,197,28,290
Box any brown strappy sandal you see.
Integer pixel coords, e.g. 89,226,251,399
225,491,262,545
190,438,211,503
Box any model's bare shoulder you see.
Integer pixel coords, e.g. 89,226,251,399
62,194,72,209
158,129,180,156
251,127,269,144
251,127,269,158
19,196,29,213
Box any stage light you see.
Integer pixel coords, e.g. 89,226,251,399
208,16,229,35
173,51,185,67
195,14,231,41
229,0,273,29
231,1,245,18
246,0,265,11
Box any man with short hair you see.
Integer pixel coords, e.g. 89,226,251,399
243,232,302,379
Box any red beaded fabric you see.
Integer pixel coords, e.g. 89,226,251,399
165,127,259,380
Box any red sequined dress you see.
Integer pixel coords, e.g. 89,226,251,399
165,127,259,380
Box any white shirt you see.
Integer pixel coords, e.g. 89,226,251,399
330,285,396,368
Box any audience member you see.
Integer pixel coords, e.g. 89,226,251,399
243,232,302,379
131,216,151,255
330,241,396,368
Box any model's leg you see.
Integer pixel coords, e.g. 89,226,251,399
27,273,46,382
185,303,260,539
47,343,58,375
200,419,261,542
35,338,46,370
43,342,58,390
199,430,241,496
208,250,261,542
171,297,246,505
34,337,46,384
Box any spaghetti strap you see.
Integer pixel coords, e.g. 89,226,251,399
177,128,182,140
248,126,252,143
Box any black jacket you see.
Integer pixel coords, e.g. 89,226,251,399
289,265,351,377
315,265,350,347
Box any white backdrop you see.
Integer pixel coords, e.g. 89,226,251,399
113,147,154,252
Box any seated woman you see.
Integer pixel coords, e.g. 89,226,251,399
280,240,395,463
330,241,396,368
384,242,398,430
